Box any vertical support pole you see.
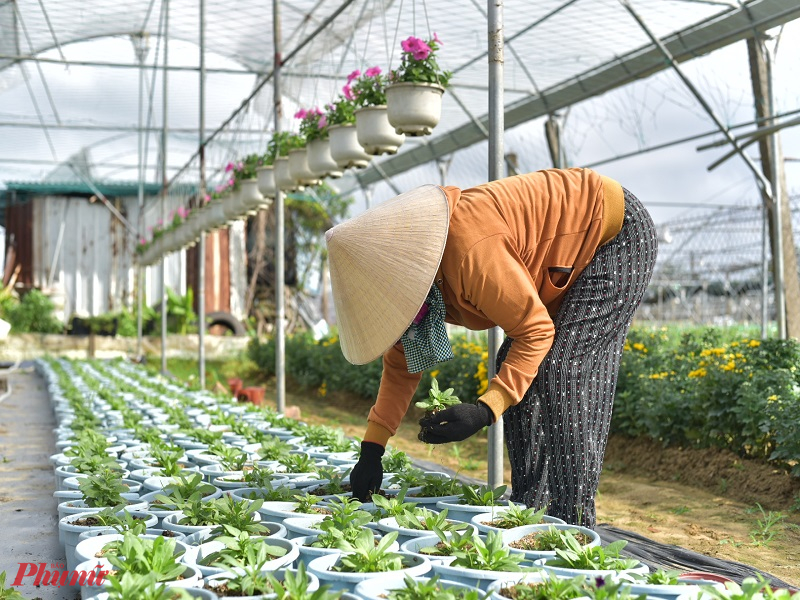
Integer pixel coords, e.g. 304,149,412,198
134,33,149,359
274,0,286,414
762,203,769,338
486,0,505,489
160,0,170,375
198,0,207,386
765,46,785,339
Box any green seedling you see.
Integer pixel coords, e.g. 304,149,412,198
415,377,461,414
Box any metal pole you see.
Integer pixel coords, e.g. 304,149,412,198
274,0,286,414
766,46,786,339
134,33,149,359
160,0,170,375
762,201,769,338
486,0,505,489
198,0,207,386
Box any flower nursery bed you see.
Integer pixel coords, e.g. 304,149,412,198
0,359,797,600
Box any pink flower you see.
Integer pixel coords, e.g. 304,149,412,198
215,184,225,193
365,66,381,78
318,115,327,129
433,32,442,45
139,238,146,245
294,108,308,120
225,162,234,172
204,194,211,203
412,41,431,61
178,206,188,218
401,36,431,61
347,69,361,83
228,177,235,187
401,36,417,53
343,84,354,100
157,219,163,226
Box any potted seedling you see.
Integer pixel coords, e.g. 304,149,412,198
470,504,564,534
415,378,461,416
377,507,469,546
623,568,724,599
400,526,478,565
306,467,352,499
257,492,332,525
430,530,538,591
100,571,213,599
295,499,384,563
60,506,157,571
355,573,485,600
487,572,627,600
206,562,328,599
381,447,413,474
306,529,431,592
535,538,649,579
501,525,601,560
184,530,296,578
284,493,367,540
82,533,202,598
436,484,517,524
230,479,296,506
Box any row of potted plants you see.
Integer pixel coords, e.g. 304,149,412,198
29,356,784,600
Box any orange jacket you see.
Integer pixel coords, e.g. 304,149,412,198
364,168,625,446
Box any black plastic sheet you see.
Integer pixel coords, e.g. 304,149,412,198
597,524,797,591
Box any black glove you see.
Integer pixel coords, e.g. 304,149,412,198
350,441,385,501
418,402,494,444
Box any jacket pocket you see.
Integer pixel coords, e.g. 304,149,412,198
538,265,575,305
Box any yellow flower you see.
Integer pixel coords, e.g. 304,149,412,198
318,381,327,397
688,367,707,378
721,361,735,371
632,342,646,352
767,395,778,402
749,340,761,347
430,370,440,379
477,378,488,395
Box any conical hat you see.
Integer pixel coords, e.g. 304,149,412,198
325,185,450,365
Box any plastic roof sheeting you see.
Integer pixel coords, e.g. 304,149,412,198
0,0,798,194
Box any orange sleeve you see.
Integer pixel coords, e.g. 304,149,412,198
460,234,555,421
365,341,423,445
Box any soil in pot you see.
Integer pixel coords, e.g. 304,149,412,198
509,530,592,552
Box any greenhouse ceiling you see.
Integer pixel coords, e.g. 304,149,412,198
0,0,799,209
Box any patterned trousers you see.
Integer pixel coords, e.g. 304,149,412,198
497,189,658,528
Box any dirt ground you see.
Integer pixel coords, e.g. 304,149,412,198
274,382,800,588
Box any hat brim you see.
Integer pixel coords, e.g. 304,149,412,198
326,185,450,365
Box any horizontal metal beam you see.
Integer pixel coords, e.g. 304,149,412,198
0,53,254,75
0,121,267,134
354,0,800,188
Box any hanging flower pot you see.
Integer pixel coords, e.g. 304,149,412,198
274,156,301,191
328,124,371,169
355,106,405,155
206,199,229,230
306,139,343,179
256,165,276,198
288,148,321,187
223,187,247,222
239,178,270,215
386,82,445,136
